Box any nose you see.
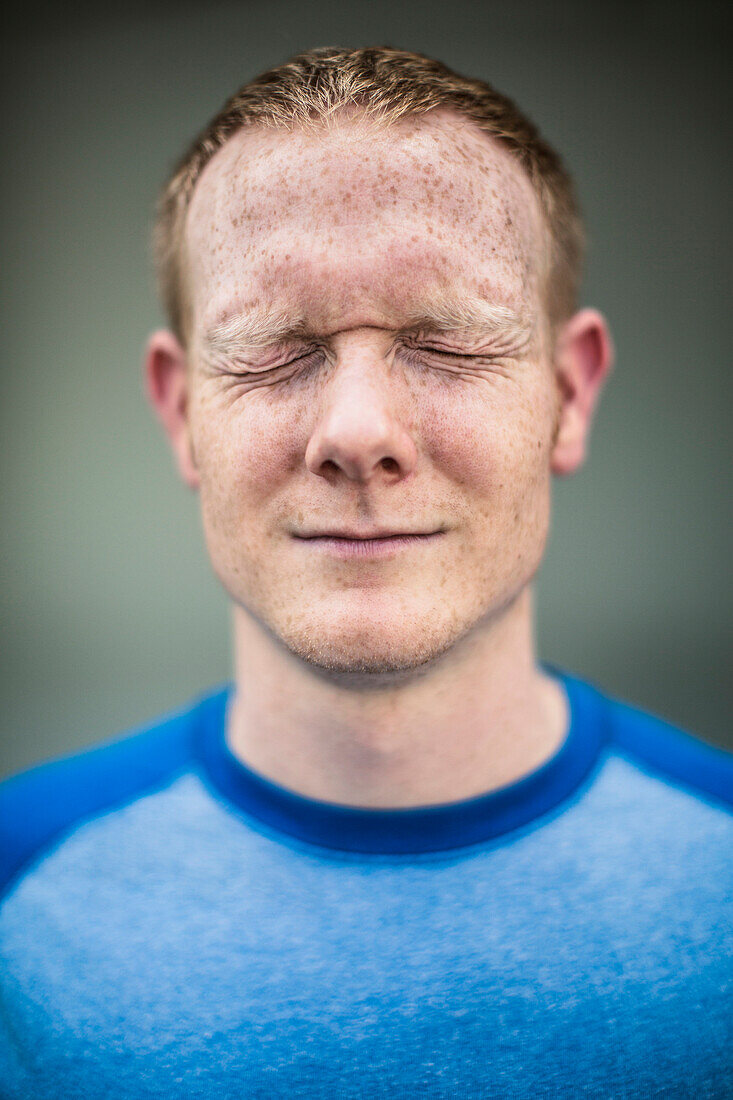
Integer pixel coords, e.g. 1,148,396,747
304,354,418,484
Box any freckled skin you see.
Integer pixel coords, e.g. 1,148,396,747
182,110,560,677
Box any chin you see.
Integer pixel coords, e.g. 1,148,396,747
275,610,464,686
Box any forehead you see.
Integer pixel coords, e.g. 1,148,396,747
185,108,546,334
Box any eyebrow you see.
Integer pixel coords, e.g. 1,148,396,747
197,297,534,365
402,297,535,347
197,307,312,368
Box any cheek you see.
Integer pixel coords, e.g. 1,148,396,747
422,377,556,499
192,398,303,512
191,409,294,595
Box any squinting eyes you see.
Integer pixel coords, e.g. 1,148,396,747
221,343,499,385
277,347,471,369
278,344,488,369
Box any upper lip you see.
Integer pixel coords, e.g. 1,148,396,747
295,528,442,540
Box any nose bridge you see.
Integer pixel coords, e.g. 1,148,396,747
324,346,393,428
304,339,417,484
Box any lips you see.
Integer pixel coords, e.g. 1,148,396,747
292,529,445,560
295,529,441,540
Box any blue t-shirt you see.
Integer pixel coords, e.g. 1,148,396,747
0,666,731,1098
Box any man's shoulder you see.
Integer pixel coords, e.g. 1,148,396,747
587,675,733,813
0,686,227,899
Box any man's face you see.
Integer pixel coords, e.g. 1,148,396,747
180,109,561,675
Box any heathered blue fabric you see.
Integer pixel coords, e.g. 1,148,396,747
0,667,731,1099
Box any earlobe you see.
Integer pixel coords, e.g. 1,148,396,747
144,330,200,489
550,308,614,477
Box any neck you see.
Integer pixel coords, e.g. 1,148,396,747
226,586,568,808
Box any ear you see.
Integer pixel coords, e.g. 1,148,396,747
145,329,200,489
550,308,614,476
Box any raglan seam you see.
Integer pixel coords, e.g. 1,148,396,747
0,689,228,905
608,743,733,816
604,698,733,814
0,763,198,908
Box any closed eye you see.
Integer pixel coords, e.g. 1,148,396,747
400,344,491,365
416,346,464,358
218,347,322,381
281,347,323,369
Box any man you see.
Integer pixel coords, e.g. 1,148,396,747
1,46,730,1098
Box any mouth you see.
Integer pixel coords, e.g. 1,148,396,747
293,530,445,560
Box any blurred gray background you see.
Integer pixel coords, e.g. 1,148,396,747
1,0,731,778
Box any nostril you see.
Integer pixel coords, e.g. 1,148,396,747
381,457,399,474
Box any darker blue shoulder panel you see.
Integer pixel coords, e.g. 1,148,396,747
607,694,732,811
0,690,222,900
